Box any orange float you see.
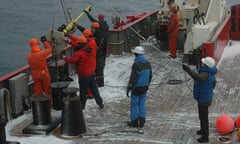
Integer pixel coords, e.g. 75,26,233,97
215,114,235,134
236,115,240,128
237,129,240,141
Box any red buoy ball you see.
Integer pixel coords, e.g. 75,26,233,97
215,114,234,134
236,115,240,128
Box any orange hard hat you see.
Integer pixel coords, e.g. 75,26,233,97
98,14,104,19
83,29,93,37
77,36,87,43
91,22,100,29
29,38,41,52
170,6,177,13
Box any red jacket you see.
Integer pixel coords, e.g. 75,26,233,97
64,49,95,77
167,13,179,37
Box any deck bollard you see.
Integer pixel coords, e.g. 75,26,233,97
51,81,70,110
22,95,60,135
61,87,86,137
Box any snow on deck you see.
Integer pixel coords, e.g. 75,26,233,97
5,40,240,144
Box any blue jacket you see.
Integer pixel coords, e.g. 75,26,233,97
193,66,217,105
128,55,152,96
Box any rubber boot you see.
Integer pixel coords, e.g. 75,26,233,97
127,119,139,128
139,117,145,128
96,77,104,87
196,130,203,135
197,135,209,143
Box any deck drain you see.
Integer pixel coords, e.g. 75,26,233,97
167,80,183,85
217,136,232,144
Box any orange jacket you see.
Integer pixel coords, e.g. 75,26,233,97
27,41,52,79
87,37,97,57
167,13,179,37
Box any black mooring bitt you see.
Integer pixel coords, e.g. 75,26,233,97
22,95,60,135
61,87,86,137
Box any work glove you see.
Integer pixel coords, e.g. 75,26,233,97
61,51,66,55
57,24,66,32
182,63,191,73
62,53,66,59
182,63,196,79
126,84,132,97
40,36,47,43
83,10,89,15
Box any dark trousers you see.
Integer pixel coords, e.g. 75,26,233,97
198,104,209,137
78,74,103,109
96,65,104,87
96,50,106,87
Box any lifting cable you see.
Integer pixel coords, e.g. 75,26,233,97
60,0,70,23
50,16,60,82
103,0,147,41
85,0,164,57
87,0,163,52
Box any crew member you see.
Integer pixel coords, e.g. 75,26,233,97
183,57,218,143
27,36,52,97
83,11,109,87
127,46,152,128
63,36,104,109
67,32,95,99
167,6,179,58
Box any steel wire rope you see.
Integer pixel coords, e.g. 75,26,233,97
154,82,191,140
104,103,129,117
60,0,70,23
219,69,240,114
97,60,182,120
146,60,194,140
103,0,147,41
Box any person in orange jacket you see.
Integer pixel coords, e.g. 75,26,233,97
83,29,102,100
27,36,52,97
167,6,179,58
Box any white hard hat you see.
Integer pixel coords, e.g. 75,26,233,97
201,57,215,67
131,46,145,54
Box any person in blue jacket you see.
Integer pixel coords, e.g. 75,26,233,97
127,46,152,128
183,56,217,143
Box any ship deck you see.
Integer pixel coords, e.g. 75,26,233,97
6,40,240,144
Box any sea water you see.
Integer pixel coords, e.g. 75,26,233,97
0,0,238,77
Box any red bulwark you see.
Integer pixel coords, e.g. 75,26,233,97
230,4,240,40
201,42,214,58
